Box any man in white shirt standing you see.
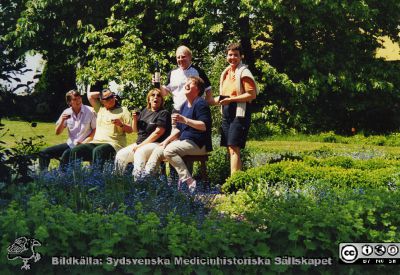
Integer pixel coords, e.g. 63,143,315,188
39,90,96,170
159,45,213,111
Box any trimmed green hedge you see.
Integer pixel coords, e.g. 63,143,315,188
223,157,400,193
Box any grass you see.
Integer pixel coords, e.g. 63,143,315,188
1,118,136,148
4,117,400,158
247,140,400,155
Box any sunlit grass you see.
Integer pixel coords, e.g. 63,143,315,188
1,118,137,148
4,118,400,159
247,140,400,155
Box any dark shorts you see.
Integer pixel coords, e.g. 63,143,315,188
220,113,251,149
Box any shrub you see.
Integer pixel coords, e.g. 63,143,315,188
223,158,400,193
1,185,397,273
0,124,44,201
206,146,251,188
319,131,339,143
249,104,299,140
216,182,400,274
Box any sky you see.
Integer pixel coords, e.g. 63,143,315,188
0,53,44,94
376,36,400,61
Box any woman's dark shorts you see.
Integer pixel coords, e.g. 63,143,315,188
220,102,251,149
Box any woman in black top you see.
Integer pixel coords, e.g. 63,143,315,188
115,89,171,178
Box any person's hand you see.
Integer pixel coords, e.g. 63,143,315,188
61,113,71,121
159,140,169,149
132,112,139,121
131,144,139,152
172,113,187,124
111,118,123,127
219,97,232,105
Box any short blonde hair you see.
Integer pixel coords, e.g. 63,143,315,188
176,45,192,57
146,88,164,110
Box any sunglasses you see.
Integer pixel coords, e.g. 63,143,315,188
151,93,162,98
184,84,191,90
101,94,115,101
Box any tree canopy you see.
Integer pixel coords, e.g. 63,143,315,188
4,0,400,133
0,0,26,86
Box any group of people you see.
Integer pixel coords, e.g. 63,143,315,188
39,42,257,192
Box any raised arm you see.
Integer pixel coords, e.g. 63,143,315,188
87,91,101,108
159,85,170,97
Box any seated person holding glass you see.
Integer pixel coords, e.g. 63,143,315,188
145,76,212,193
70,88,132,168
39,90,96,170
115,88,171,178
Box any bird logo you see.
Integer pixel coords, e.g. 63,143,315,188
7,237,42,270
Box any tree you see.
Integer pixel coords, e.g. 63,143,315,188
6,0,117,117
7,0,393,132
80,0,400,133
0,0,26,86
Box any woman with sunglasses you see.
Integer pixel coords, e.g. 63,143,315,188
115,89,171,178
70,88,132,169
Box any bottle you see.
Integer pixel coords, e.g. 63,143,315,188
154,61,160,88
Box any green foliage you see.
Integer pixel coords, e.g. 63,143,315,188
0,0,26,85
206,145,251,188
250,103,298,138
206,147,230,188
0,193,267,273
1,130,400,273
6,0,400,132
1,183,398,273
5,0,116,117
216,182,400,274
223,156,400,193
0,124,44,193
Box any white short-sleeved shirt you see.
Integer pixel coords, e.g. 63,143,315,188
57,105,96,148
164,64,212,110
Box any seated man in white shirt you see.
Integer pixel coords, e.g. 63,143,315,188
38,90,96,170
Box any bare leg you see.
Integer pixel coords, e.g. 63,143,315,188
227,146,241,175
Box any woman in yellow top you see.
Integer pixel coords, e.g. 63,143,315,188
218,43,257,175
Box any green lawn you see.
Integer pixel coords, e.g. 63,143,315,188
1,118,136,148
247,140,400,155
3,118,400,157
